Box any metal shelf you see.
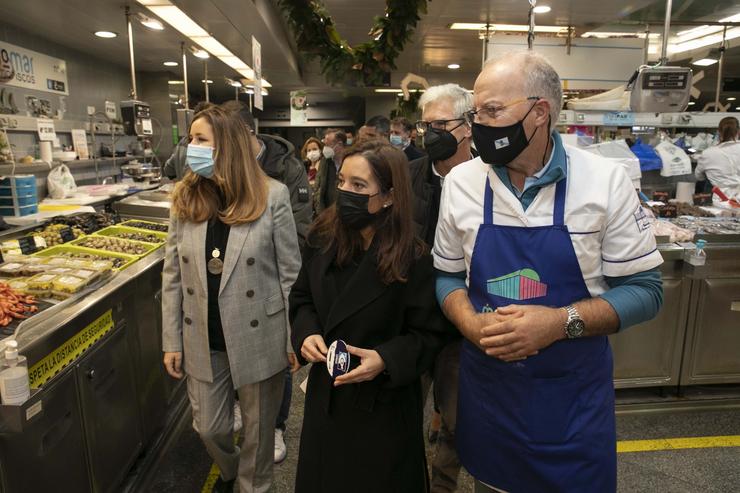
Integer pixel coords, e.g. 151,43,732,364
0,114,125,135
557,110,733,128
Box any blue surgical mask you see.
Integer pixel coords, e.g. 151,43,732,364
390,134,404,147
346,138,354,146
186,144,215,178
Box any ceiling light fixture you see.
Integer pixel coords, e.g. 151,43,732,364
136,12,164,30
691,58,718,66
728,97,737,101
137,0,272,87
201,79,213,84
688,101,695,105
581,31,660,39
450,23,568,34
447,63,461,69
532,6,551,14
168,80,185,85
94,31,118,38
163,61,179,67
229,80,243,87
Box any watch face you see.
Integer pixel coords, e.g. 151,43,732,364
567,319,585,338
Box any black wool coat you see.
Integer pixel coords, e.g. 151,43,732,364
289,242,451,493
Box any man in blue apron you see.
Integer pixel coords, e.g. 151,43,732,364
433,52,664,492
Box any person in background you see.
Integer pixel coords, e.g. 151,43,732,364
345,130,355,147
163,101,214,180
301,137,323,187
409,83,475,493
222,101,311,247
435,51,663,493
314,128,347,215
290,140,450,493
359,115,391,142
222,100,310,464
161,106,301,492
391,117,426,162
695,116,740,199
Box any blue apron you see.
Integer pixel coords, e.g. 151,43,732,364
456,171,616,493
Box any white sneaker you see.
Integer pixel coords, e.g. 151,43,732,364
233,402,242,433
274,428,287,464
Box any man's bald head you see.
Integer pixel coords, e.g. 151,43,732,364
475,52,563,123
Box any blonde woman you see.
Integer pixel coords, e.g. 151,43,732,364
161,106,301,493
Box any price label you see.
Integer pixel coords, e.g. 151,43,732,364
18,237,38,255
37,118,57,141
60,227,75,243
602,112,635,126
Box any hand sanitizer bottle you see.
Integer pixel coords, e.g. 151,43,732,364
0,340,31,405
688,239,707,266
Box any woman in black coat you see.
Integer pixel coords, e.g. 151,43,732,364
289,141,450,493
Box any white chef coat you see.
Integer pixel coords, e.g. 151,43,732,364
695,141,740,199
433,144,663,298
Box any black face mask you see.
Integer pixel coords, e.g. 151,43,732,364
336,189,380,230
472,103,543,167
424,124,464,163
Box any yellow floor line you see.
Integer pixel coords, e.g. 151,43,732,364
201,463,221,493
617,435,740,453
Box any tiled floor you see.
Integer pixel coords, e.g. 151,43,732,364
144,367,740,493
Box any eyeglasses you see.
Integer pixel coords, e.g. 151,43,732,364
464,96,541,126
415,118,466,135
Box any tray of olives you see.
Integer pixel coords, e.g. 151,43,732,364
93,226,166,244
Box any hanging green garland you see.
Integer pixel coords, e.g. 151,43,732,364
277,0,428,86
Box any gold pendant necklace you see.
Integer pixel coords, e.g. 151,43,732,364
207,247,224,275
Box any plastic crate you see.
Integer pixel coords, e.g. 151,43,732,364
32,245,138,271
0,195,38,207
0,204,38,217
93,225,166,244
119,219,169,234
70,236,161,258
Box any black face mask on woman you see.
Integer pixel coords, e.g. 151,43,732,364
336,189,380,229
423,122,465,163
472,102,549,167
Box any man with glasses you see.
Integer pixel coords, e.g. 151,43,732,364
408,83,475,493
434,52,663,493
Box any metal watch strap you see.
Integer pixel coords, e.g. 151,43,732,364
563,304,580,337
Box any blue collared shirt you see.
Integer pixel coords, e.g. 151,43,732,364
491,131,567,210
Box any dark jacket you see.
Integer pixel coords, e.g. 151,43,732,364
289,241,449,493
408,156,443,247
313,156,338,215
257,134,312,247
404,143,426,163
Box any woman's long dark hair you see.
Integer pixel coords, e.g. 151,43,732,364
719,117,739,143
309,141,425,284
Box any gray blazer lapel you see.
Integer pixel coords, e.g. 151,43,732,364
184,220,208,294
219,222,252,295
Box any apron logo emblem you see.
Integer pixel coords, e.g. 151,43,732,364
494,137,510,149
487,268,547,300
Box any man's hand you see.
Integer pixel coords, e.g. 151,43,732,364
333,345,386,387
464,310,524,352
479,305,566,362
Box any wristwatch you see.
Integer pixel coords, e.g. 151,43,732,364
563,305,585,339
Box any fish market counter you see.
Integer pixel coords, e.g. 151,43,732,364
0,236,181,493
611,237,740,389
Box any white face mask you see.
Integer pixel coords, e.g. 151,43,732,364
323,145,335,159
307,150,321,162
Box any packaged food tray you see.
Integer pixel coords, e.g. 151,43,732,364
32,245,138,271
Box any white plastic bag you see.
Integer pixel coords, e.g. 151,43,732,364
584,140,642,181
47,164,77,199
655,141,691,177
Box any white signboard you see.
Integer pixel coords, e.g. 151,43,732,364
37,118,56,141
71,129,89,159
105,101,117,120
290,90,307,126
252,36,263,111
0,41,69,95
